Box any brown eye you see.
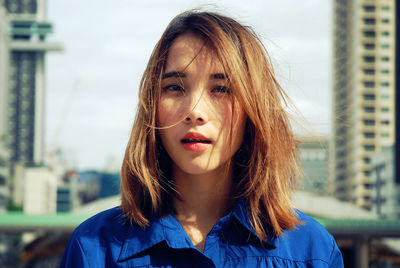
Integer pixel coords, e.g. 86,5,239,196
211,86,231,93
163,84,185,93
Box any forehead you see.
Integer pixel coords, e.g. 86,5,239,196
165,33,223,73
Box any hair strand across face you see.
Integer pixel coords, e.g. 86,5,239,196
120,9,302,240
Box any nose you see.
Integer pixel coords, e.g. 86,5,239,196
183,93,209,125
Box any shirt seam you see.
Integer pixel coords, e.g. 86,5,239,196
328,235,337,264
224,254,329,264
76,237,91,268
161,219,168,246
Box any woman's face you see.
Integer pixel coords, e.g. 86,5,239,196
157,33,247,176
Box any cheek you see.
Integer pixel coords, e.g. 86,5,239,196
235,120,246,142
156,105,164,127
230,104,247,144
234,104,247,128
215,99,234,124
219,101,246,130
157,98,180,127
217,101,246,150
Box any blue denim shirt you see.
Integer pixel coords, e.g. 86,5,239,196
61,200,343,267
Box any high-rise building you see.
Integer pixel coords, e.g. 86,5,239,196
370,146,399,219
0,1,62,206
298,135,329,195
332,0,396,209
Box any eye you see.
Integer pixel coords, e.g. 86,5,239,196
211,86,231,94
163,84,185,93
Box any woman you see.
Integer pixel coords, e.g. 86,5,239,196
61,10,343,267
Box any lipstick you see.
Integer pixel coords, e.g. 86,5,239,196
181,132,212,152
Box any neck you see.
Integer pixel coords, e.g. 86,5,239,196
173,164,233,221
172,164,233,251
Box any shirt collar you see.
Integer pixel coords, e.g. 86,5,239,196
231,199,260,238
118,213,195,262
230,199,277,248
118,199,276,262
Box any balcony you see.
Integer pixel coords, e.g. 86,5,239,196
8,20,63,52
10,20,52,38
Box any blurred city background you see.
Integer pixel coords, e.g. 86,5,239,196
0,0,399,267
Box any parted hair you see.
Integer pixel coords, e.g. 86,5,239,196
121,10,301,240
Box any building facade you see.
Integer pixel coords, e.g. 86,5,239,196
370,146,400,218
298,136,329,195
23,167,57,214
332,0,396,209
0,146,8,211
0,0,62,206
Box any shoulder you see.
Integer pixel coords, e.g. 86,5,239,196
72,206,129,247
288,210,334,245
273,210,343,266
73,206,126,237
60,207,128,267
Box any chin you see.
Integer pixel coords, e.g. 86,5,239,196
180,165,216,175
177,160,228,176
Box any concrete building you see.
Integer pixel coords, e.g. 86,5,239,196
0,145,8,211
0,1,62,206
0,2,9,212
371,146,400,219
332,0,397,209
298,136,329,195
57,171,79,212
23,167,57,214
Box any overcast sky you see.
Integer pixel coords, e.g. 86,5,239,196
45,0,332,170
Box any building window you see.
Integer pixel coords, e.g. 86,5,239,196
375,197,387,206
363,132,375,138
363,31,376,37
380,82,390,87
381,44,389,49
381,6,389,11
363,69,375,75
364,5,376,12
381,56,390,61
364,56,375,62
380,95,389,100
364,107,375,113
363,94,375,100
363,170,371,176
380,69,389,74
381,107,389,112
364,120,375,126
364,43,375,50
364,183,372,189
381,133,389,137
380,120,390,125
363,81,375,88
364,145,375,151
364,18,376,25
363,157,371,164
381,31,390,36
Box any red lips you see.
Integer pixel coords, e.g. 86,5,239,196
181,132,211,142
181,132,212,152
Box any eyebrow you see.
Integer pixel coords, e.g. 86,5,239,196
211,73,227,80
162,71,228,80
162,71,186,79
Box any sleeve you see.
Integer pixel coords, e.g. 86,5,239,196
60,232,90,268
328,238,344,268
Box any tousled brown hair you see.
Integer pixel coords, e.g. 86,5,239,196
121,10,301,240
